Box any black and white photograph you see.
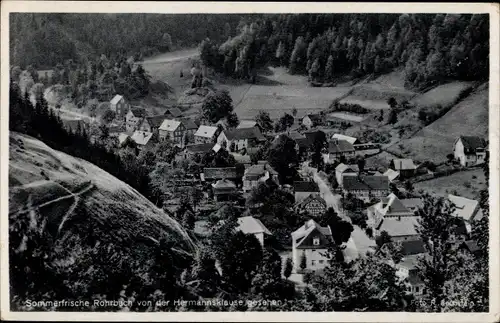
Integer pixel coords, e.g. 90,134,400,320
1,1,498,322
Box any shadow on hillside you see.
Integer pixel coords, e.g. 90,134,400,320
255,75,282,86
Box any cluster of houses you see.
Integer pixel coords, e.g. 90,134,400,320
105,94,488,298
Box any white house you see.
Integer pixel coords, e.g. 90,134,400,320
194,125,219,144
323,139,355,164
217,127,266,152
335,163,359,187
243,161,279,192
293,181,321,203
138,115,167,135
159,119,186,147
125,106,147,133
448,194,484,235
453,136,487,167
110,94,130,117
331,133,358,145
237,216,271,247
291,219,332,272
302,114,323,129
130,130,155,150
366,193,417,230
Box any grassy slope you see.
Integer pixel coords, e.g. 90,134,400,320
9,132,196,294
386,82,488,163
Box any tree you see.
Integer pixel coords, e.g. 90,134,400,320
218,231,263,292
376,230,392,248
308,58,320,82
190,187,203,211
226,112,239,128
323,207,353,246
255,110,273,133
275,113,294,132
275,41,285,65
387,97,398,109
268,134,298,184
161,32,173,51
404,180,414,192
310,130,327,169
186,248,221,298
415,194,460,311
299,252,307,271
283,257,293,279
101,109,116,124
289,36,307,74
202,89,234,124
324,55,334,82
251,249,295,300
388,108,398,124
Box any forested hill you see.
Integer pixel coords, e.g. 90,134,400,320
10,13,255,68
199,13,489,90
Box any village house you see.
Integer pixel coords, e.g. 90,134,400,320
291,219,333,272
390,158,417,179
110,94,130,117
243,161,279,193
458,240,481,258
380,239,427,296
293,181,321,203
295,194,327,217
236,216,272,247
117,133,130,146
353,142,381,157
194,125,220,144
130,130,155,150
323,139,355,164
158,119,187,147
400,198,424,213
201,167,240,183
366,193,417,230
163,107,183,119
335,163,359,187
181,143,215,159
125,106,147,133
211,179,238,202
331,133,358,145
217,127,266,152
342,175,390,201
453,136,487,167
383,168,400,182
302,114,323,129
448,194,484,235
138,115,167,135
237,120,261,132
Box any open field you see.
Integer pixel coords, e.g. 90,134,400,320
328,112,366,122
414,168,486,200
339,97,390,110
410,81,473,108
387,83,488,163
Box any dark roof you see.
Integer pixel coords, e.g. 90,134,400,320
460,240,480,253
394,240,426,256
343,175,389,191
164,107,183,118
180,117,198,130
146,115,167,128
305,114,322,124
408,270,424,285
297,193,327,208
294,181,320,193
328,139,355,153
185,143,214,154
130,106,147,118
459,136,486,152
224,127,265,141
203,167,239,180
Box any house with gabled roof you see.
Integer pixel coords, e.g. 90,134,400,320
194,125,220,144
390,158,417,179
110,94,130,117
294,181,321,203
164,107,183,119
331,133,358,145
323,139,355,164
384,169,400,182
138,115,167,135
367,193,417,233
182,143,215,159
159,119,191,147
217,127,266,152
295,194,327,217
130,130,155,150
448,194,484,235
302,114,323,129
126,106,147,133
453,136,487,167
292,219,333,272
211,179,238,202
201,167,239,183
237,216,272,246
342,175,390,201
335,163,359,187
237,120,261,131
243,161,279,192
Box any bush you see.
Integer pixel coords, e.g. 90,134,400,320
349,211,368,229
331,101,370,114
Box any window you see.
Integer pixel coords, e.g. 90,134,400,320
312,249,316,252
313,238,320,246
319,260,324,264
311,260,316,266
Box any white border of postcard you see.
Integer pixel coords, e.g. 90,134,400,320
1,1,499,322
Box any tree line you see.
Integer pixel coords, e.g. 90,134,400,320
10,13,256,69
199,13,489,89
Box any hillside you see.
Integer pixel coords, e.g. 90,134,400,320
9,132,196,308
386,82,489,163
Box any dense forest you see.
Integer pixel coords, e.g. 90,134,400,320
199,13,489,89
10,13,256,68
